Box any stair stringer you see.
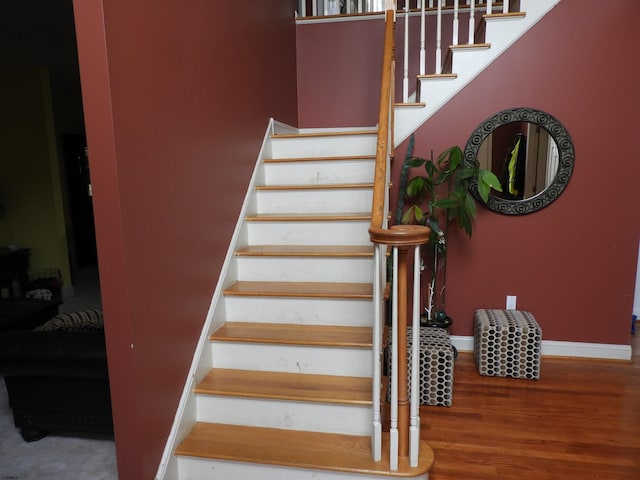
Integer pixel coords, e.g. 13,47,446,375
394,0,562,145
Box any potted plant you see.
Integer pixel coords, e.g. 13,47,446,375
397,136,502,327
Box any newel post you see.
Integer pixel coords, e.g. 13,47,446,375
369,225,430,468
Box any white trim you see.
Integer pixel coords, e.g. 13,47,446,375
540,340,632,361
451,335,632,361
155,118,276,480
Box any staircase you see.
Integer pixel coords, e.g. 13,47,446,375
394,0,560,144
156,125,432,479
156,2,560,478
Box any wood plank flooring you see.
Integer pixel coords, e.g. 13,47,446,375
423,330,640,479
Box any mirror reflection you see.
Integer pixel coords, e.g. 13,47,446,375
476,122,559,201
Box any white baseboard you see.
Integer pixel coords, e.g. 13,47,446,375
450,335,632,361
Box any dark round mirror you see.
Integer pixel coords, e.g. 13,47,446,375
464,107,575,215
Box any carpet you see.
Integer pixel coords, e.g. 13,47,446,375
0,378,118,479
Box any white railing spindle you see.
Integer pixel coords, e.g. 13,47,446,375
403,1,410,102
486,0,492,14
419,0,426,74
312,0,318,16
371,243,384,462
435,0,442,74
504,0,509,13
389,246,400,471
452,0,460,46
409,244,422,467
468,0,475,43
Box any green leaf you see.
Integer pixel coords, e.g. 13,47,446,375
457,166,477,180
401,206,415,224
407,157,425,168
458,207,473,237
477,179,490,203
424,160,437,177
406,176,426,198
479,169,503,191
464,190,477,218
433,197,459,209
477,169,503,202
414,207,425,223
448,146,463,171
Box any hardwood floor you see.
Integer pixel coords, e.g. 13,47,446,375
422,329,640,479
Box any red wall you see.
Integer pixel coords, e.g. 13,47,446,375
73,1,298,478
296,11,465,127
297,0,640,345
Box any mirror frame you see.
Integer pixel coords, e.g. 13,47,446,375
463,107,575,215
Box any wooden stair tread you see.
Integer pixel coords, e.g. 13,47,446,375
235,245,374,257
176,422,434,477
223,281,373,299
484,11,526,20
256,183,374,191
417,73,458,80
449,42,491,50
264,154,375,163
211,322,372,348
395,102,425,108
271,129,377,139
245,212,371,222
195,369,371,404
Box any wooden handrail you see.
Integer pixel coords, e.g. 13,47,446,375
369,7,432,469
370,8,396,230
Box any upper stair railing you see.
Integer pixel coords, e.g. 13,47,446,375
368,4,431,470
297,1,518,102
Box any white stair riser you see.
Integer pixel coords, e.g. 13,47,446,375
177,457,427,480
210,342,372,377
263,159,375,185
223,296,374,326
270,135,376,159
195,396,371,435
255,189,373,214
484,17,528,50
246,220,372,246
235,256,373,283
451,48,492,76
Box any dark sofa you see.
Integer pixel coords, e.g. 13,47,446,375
0,309,113,441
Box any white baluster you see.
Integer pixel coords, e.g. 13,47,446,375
312,0,318,16
409,245,421,467
486,0,492,14
503,0,509,13
429,0,434,8
452,0,459,46
403,1,409,102
371,244,383,462
389,246,399,471
468,0,475,44
435,0,442,74
358,0,363,13
419,0,426,75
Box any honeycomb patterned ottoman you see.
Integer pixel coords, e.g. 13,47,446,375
387,327,455,406
474,309,542,379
